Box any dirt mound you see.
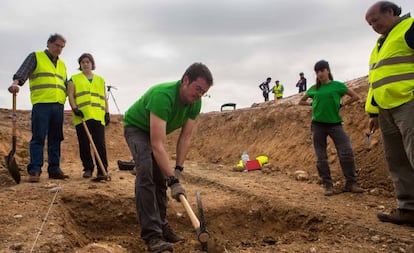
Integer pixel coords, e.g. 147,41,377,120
1,76,413,253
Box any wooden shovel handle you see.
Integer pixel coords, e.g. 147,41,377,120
179,194,200,230
81,120,107,177
12,93,17,137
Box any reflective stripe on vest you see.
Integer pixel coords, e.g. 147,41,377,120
71,73,106,126
365,17,414,113
29,52,67,105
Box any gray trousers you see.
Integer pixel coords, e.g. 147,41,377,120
124,126,168,242
311,122,358,188
379,99,414,210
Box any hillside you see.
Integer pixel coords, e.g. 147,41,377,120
0,76,413,253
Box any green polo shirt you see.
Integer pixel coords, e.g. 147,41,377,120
124,80,201,134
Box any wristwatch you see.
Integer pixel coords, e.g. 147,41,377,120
175,165,184,172
166,175,179,187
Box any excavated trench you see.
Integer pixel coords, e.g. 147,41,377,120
55,168,412,253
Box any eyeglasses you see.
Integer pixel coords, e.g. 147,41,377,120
194,85,207,96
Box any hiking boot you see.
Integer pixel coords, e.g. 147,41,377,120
344,184,364,193
49,171,69,180
324,185,334,196
131,167,136,176
147,238,173,253
82,170,92,178
92,174,109,182
377,208,414,225
163,224,185,243
28,172,40,183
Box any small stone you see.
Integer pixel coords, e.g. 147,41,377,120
13,214,23,218
10,243,23,250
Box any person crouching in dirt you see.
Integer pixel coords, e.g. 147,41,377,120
67,53,110,181
298,60,364,196
123,62,213,253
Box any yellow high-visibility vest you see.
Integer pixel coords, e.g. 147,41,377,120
273,84,283,98
365,17,414,114
29,52,67,105
71,73,106,126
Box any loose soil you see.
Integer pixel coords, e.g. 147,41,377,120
0,76,413,253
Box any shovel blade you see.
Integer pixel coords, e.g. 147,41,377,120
4,154,20,184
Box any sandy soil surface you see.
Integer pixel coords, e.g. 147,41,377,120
0,76,414,253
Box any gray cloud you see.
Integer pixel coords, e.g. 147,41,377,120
1,0,413,113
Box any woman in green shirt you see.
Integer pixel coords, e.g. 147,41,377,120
299,60,364,196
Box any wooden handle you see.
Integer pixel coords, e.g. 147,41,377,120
179,194,200,230
81,120,107,177
12,93,17,137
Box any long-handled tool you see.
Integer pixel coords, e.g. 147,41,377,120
4,93,21,184
365,130,375,146
179,192,209,251
81,120,110,181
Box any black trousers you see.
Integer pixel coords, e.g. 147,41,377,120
75,119,108,175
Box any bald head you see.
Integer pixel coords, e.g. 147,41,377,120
366,1,402,35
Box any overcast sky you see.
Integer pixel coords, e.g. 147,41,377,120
1,0,413,113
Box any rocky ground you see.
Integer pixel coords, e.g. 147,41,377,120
0,76,413,253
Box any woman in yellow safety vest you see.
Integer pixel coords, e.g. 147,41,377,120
67,53,110,180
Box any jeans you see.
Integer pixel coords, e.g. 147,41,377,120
28,103,64,174
379,99,414,210
124,126,168,242
311,121,357,188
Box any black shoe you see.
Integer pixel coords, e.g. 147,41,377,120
344,184,364,193
82,170,92,178
92,174,109,182
49,171,69,180
28,172,40,183
324,185,334,196
163,224,185,243
377,208,414,225
147,237,173,253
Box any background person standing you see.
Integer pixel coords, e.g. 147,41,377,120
8,33,69,182
259,77,271,102
296,72,307,93
272,80,284,100
365,1,414,226
67,53,110,180
299,60,363,196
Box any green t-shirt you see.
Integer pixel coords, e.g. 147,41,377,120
306,80,348,123
124,80,201,134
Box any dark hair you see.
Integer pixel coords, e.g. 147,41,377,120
314,60,334,90
78,53,96,70
181,62,213,86
266,77,271,81
379,1,402,16
47,33,66,44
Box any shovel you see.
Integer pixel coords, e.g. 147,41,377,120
4,93,21,184
81,120,110,181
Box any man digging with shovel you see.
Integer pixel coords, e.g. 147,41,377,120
123,63,213,253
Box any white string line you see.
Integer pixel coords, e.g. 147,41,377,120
29,184,62,253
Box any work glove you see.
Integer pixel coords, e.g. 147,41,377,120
72,108,84,118
174,165,184,179
170,182,186,202
105,112,110,126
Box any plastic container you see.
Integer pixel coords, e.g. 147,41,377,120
241,151,250,172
